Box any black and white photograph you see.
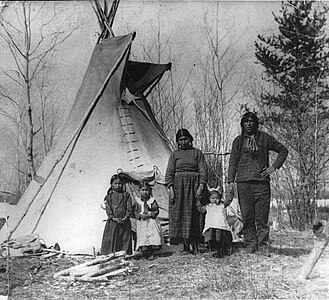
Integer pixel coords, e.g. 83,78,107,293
0,0,328,299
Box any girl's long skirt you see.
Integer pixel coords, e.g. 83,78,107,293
169,171,205,244
101,219,132,255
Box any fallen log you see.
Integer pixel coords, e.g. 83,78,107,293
298,219,329,280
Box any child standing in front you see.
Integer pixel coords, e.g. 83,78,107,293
101,174,132,255
133,181,163,259
197,190,233,258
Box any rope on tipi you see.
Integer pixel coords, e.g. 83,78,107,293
91,0,120,43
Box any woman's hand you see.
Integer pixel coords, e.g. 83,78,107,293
168,186,175,205
118,217,127,224
196,184,204,199
228,182,235,193
138,213,144,220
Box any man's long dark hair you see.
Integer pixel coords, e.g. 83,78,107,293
240,112,259,133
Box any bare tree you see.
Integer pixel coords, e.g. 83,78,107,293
0,1,80,193
129,20,192,148
193,10,248,190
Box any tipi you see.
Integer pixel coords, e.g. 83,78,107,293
0,0,171,254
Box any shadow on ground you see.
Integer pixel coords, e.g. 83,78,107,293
270,246,311,257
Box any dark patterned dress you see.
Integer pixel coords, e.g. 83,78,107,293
165,147,208,244
101,190,132,255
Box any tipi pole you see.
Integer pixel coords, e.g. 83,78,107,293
6,216,10,298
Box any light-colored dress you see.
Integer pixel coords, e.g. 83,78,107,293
203,203,230,234
135,197,163,250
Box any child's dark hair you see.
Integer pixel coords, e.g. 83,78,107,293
139,181,152,191
110,174,124,185
139,181,153,197
107,174,126,194
209,190,222,199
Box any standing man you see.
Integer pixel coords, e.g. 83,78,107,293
227,112,288,256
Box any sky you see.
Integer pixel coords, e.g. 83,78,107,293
52,0,283,120
0,0,285,123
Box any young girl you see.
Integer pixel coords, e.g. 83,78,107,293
197,190,233,258
133,181,163,259
101,174,132,255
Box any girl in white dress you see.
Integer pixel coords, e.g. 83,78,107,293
134,181,163,259
197,190,232,258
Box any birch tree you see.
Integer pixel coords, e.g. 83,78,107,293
0,1,80,193
131,20,191,148
193,11,248,190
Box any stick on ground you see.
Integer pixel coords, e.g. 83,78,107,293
298,220,329,280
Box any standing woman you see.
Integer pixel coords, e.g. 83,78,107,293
165,128,208,254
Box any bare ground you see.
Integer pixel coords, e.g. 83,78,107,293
1,229,328,300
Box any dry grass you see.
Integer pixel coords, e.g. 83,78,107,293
1,229,329,300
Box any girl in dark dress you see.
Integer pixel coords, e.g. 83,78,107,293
101,174,132,255
165,128,208,254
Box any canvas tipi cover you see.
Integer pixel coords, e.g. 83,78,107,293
0,33,172,253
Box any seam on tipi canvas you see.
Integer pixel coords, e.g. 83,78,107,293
118,105,144,169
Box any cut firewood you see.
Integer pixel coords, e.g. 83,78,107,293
53,251,126,278
82,260,130,278
43,249,68,255
66,258,125,277
79,267,131,282
69,265,100,277
298,220,329,280
43,248,93,257
41,252,59,259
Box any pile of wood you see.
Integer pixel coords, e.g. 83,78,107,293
54,251,135,282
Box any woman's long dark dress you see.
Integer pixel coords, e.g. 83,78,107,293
101,190,132,255
165,147,208,244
